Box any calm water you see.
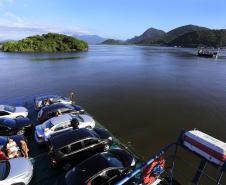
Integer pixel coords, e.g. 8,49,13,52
1,45,226,182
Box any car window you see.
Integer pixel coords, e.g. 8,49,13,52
47,110,56,118
60,108,71,113
89,169,120,185
3,105,15,113
89,175,107,185
54,121,70,131
61,146,71,154
0,125,10,131
38,109,43,117
70,142,82,151
105,169,120,179
0,111,10,116
84,139,99,147
44,120,53,129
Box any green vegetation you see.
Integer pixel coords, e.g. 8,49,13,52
1,33,88,52
168,29,226,48
101,39,127,45
127,25,226,48
127,28,166,44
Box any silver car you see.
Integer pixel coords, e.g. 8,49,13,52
34,95,72,110
0,105,28,119
35,113,96,144
0,157,33,185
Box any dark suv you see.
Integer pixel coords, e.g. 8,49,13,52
37,103,84,123
48,128,113,167
58,148,136,185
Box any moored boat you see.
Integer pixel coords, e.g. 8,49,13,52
197,47,219,58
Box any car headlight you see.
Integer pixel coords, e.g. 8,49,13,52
131,158,136,166
108,137,113,141
20,171,32,180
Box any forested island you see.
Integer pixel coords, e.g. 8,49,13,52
1,33,88,52
101,39,126,45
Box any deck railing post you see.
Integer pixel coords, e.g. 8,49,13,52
216,171,223,185
192,159,207,185
169,144,178,185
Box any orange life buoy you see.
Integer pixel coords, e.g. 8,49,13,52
142,157,165,184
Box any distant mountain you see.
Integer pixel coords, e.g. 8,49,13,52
128,24,226,47
165,24,209,42
73,34,105,44
168,29,226,48
101,39,126,45
127,28,165,44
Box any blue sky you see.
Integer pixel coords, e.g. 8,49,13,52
0,0,226,40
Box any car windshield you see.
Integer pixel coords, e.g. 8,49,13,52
66,167,86,185
0,161,10,180
4,105,15,113
43,120,53,129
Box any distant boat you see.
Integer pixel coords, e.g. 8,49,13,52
197,47,219,58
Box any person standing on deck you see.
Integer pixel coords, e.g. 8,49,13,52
20,140,29,159
0,147,8,160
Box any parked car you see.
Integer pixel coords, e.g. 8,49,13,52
48,128,113,167
0,157,33,185
35,114,95,144
0,135,27,159
37,103,84,123
58,148,136,185
0,117,33,136
34,95,72,110
0,105,28,119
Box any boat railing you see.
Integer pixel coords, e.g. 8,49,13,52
116,130,226,185
115,143,177,185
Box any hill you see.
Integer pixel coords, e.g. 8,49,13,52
165,24,209,41
168,29,226,48
127,28,166,44
1,33,88,52
128,25,226,47
101,39,126,45
73,34,106,44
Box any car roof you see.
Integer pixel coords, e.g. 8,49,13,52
35,95,60,101
42,103,73,111
69,151,124,183
50,128,99,150
50,114,72,126
0,118,15,127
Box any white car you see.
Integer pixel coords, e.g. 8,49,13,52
34,95,72,110
35,113,95,144
0,157,33,185
0,105,28,119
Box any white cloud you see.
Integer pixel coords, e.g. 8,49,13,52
0,0,15,7
0,12,91,41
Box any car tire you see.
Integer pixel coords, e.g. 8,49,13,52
85,126,92,130
11,183,25,185
16,116,24,118
17,129,25,135
104,145,110,151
